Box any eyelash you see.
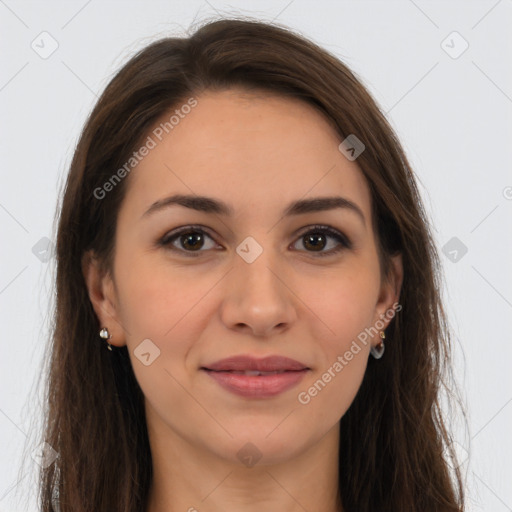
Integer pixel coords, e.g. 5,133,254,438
158,224,352,258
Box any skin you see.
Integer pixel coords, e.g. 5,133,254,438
83,88,403,512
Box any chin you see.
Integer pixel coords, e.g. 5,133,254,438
208,427,309,467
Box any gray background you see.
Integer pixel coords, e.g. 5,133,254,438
1,0,511,510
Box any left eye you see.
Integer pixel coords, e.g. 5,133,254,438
159,224,351,257
292,225,351,256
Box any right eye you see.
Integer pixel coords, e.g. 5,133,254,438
159,225,219,256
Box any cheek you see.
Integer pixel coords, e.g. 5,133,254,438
114,253,209,339
301,262,380,343
293,266,378,416
295,278,375,424
113,259,205,411
294,353,367,445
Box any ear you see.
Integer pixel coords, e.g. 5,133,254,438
82,250,126,347
372,252,403,333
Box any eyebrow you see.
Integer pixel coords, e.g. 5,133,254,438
141,194,366,226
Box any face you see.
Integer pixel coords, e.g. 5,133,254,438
84,88,402,467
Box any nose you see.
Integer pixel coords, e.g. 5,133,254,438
219,249,297,338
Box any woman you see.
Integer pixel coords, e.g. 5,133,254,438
38,18,466,511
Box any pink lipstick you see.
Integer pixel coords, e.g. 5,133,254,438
201,355,309,398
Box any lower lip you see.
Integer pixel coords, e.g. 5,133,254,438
202,369,309,398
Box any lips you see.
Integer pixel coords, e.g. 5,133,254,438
201,355,309,373
200,355,310,398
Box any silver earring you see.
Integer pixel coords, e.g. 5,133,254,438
370,331,385,359
99,327,113,351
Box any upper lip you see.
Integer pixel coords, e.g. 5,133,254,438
202,355,309,372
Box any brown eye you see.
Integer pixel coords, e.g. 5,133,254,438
292,225,351,257
160,226,218,255
159,224,351,258
179,232,205,251
303,232,327,251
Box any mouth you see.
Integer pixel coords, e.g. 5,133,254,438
202,354,309,373
200,354,310,398
202,369,306,375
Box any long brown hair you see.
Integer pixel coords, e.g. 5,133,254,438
32,17,466,511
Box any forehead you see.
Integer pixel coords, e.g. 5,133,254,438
120,88,372,223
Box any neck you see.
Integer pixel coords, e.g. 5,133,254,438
144,415,343,512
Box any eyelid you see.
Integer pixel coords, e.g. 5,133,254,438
291,224,352,257
294,224,351,246
159,223,352,256
159,224,220,254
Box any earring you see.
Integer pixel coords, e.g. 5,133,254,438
99,327,113,351
370,331,386,359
